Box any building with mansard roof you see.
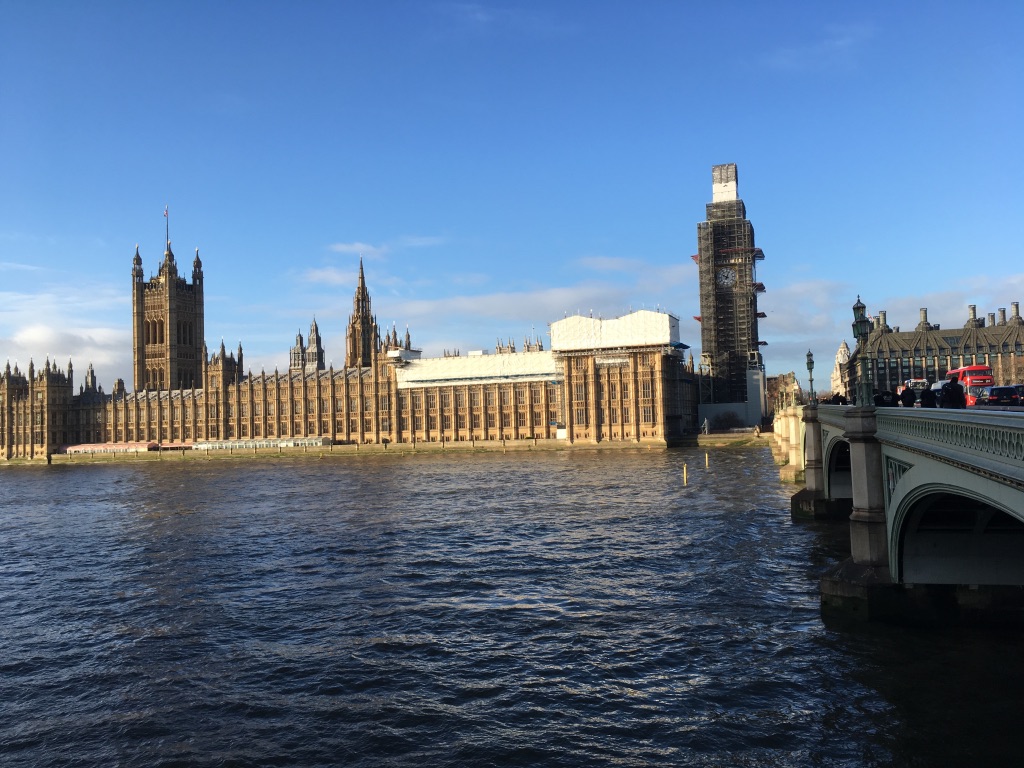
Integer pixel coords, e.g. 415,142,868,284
841,302,1024,401
2,246,698,460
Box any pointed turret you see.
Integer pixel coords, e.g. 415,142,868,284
289,331,306,374
304,318,325,373
132,244,144,281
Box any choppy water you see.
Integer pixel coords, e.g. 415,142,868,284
1,448,1021,767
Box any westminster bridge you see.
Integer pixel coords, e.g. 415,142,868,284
776,404,1024,625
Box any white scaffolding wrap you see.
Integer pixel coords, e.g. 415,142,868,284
549,310,679,352
393,350,556,390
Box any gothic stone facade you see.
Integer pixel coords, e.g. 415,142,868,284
2,250,698,459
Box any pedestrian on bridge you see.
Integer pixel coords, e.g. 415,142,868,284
920,386,937,408
941,374,967,409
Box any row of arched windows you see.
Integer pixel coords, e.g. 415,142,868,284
176,320,195,346
144,318,196,347
144,319,164,346
142,368,200,390
145,368,166,389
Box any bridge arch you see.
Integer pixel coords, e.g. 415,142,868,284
824,439,851,501
890,466,1024,585
820,425,852,503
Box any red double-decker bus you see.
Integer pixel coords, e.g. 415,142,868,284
945,365,994,406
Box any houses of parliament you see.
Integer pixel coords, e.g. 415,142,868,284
1,241,700,460
3,164,791,460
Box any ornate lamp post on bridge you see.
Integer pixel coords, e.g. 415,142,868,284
852,296,873,407
806,350,815,403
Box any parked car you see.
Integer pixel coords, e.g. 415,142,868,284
983,386,1021,406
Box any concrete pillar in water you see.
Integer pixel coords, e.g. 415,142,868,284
802,404,823,494
844,406,889,571
773,408,790,465
780,406,804,482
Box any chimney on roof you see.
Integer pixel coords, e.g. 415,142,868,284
988,313,996,327
999,307,1007,325
965,304,984,328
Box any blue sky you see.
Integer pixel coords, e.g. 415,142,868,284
2,1,1023,392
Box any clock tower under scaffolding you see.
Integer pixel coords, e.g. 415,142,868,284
695,163,767,414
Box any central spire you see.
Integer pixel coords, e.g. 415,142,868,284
353,256,371,316
345,256,379,368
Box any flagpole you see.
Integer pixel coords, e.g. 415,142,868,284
164,205,169,248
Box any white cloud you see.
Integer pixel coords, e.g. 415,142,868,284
394,235,446,249
0,282,131,384
328,241,387,257
436,3,574,38
2,324,130,384
753,273,1024,383
326,234,446,259
766,23,873,72
634,263,695,295
392,283,635,326
576,255,642,272
301,267,356,286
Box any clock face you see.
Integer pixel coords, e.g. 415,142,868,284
716,267,736,288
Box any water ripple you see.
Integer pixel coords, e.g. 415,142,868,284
1,450,1022,766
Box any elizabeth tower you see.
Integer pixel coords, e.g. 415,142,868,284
696,164,765,404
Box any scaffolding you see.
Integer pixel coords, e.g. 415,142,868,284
696,190,765,405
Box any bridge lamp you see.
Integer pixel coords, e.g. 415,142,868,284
852,296,873,406
806,350,815,402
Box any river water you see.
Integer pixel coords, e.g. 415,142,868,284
1,447,1020,767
